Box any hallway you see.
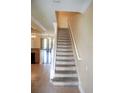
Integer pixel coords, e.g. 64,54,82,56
31,1,93,93
31,64,80,93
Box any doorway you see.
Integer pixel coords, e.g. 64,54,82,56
40,37,53,64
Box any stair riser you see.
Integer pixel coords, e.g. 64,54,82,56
56,62,75,65
57,43,71,45
57,47,72,49
56,56,74,59
56,55,73,57
56,59,75,62
55,74,77,77
56,52,73,55
56,67,76,71
57,50,72,52
52,82,78,87
57,40,71,42
57,45,72,47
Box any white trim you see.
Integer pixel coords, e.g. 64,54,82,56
53,22,57,34
50,22,57,80
31,16,47,32
68,22,82,61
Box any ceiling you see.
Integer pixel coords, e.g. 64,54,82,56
31,0,92,33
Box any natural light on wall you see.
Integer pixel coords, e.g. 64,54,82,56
31,35,36,38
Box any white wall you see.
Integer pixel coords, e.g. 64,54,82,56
31,34,41,48
31,0,92,32
69,3,93,93
57,12,69,28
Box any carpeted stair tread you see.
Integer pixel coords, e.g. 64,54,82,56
52,28,78,87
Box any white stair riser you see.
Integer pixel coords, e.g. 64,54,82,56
57,48,72,50
55,74,77,78
52,82,78,86
56,56,74,59
57,45,71,47
56,52,73,55
56,62,75,65
56,67,76,71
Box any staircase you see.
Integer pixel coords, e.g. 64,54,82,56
52,28,79,86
